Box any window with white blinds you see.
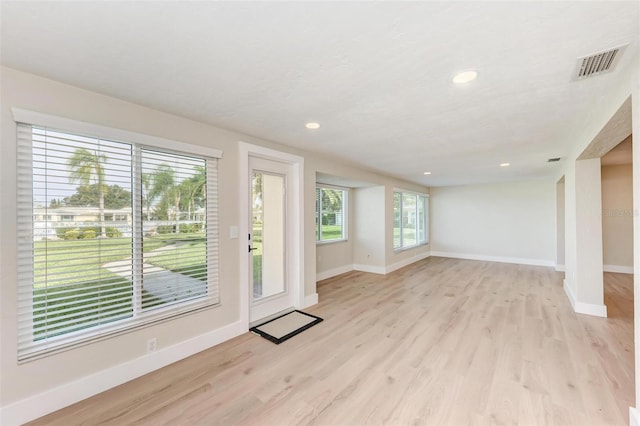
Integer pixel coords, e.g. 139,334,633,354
16,121,220,361
393,191,429,250
315,185,347,242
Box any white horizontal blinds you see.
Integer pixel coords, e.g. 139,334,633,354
402,193,417,247
393,191,428,250
315,187,321,240
140,149,212,309
17,121,220,360
393,192,402,249
205,157,220,304
417,195,427,244
17,124,135,358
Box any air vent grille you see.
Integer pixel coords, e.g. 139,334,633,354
574,45,627,80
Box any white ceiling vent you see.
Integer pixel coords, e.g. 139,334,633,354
573,44,628,80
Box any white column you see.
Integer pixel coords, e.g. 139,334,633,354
574,158,606,316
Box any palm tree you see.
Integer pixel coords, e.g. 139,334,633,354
141,173,153,220
150,164,180,231
68,148,108,238
184,166,206,221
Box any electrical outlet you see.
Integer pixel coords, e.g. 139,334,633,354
147,337,157,353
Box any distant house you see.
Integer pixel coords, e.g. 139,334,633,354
32,207,133,240
32,206,206,240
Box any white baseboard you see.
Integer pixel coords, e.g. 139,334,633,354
386,252,430,274
575,302,607,317
563,279,577,310
0,320,246,425
630,407,640,426
353,264,386,274
563,279,607,318
555,264,566,272
302,293,319,308
430,251,554,267
603,264,634,274
316,264,354,281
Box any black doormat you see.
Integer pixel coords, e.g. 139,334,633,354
250,310,323,344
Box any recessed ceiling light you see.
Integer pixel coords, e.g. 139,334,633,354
305,122,320,130
423,172,431,175
452,70,478,84
500,162,511,167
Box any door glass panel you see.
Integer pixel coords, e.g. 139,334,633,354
252,171,285,301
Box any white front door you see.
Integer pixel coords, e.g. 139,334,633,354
249,156,295,322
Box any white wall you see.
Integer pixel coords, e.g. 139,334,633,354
353,186,386,273
602,164,634,271
556,179,566,269
0,67,428,423
632,42,640,418
430,180,556,266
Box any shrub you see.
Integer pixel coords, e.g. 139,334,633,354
64,230,80,240
105,227,122,238
82,230,96,239
179,224,196,233
57,226,122,238
56,227,73,238
157,225,174,234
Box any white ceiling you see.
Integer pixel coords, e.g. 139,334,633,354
602,135,633,166
1,2,638,186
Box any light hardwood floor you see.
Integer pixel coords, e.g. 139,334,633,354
30,257,634,425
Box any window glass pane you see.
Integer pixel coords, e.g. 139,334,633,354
417,195,426,243
317,187,346,242
402,193,417,247
424,196,429,244
315,187,321,241
30,127,134,340
141,149,208,310
393,192,401,249
323,188,344,241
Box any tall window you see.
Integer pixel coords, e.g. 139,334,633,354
16,119,220,360
393,191,428,250
316,186,347,242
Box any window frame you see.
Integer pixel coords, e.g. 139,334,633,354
393,189,429,252
13,108,223,361
315,184,348,244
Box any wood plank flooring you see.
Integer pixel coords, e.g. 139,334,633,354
29,257,634,425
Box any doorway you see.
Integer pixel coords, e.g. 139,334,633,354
239,143,305,326
249,157,291,321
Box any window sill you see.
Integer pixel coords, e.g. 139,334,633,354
316,239,348,246
393,242,429,253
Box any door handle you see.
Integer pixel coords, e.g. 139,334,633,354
248,245,258,253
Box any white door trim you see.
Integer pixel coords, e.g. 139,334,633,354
238,142,305,329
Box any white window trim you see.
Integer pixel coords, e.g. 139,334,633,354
316,184,349,244
393,188,429,252
12,108,223,159
15,110,223,361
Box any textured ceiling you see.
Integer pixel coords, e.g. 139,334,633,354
578,96,632,160
1,2,638,186
601,135,633,166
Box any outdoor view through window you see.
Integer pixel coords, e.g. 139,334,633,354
17,124,216,359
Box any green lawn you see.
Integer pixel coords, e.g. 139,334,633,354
145,237,207,281
34,237,168,288
318,224,343,241
32,234,204,338
33,277,133,339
